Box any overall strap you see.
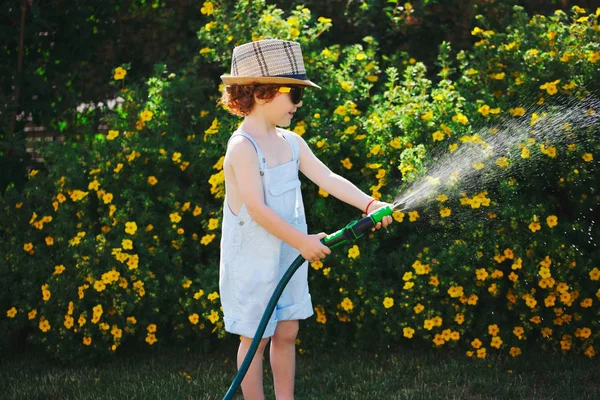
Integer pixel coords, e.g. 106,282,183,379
279,129,300,164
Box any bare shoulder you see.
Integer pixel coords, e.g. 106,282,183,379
225,135,258,164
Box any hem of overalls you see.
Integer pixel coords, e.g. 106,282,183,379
276,294,314,322
224,316,278,339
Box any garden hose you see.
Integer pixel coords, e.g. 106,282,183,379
223,205,394,399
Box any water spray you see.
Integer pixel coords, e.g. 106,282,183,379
223,204,396,399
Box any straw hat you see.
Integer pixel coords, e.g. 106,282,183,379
221,39,321,89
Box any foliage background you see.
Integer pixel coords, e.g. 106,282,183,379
1,0,599,362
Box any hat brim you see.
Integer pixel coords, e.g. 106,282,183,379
220,75,321,89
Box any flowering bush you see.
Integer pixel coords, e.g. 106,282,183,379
1,1,598,361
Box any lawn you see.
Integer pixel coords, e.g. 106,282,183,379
1,341,598,399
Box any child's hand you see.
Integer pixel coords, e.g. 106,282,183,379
367,201,394,232
299,233,331,262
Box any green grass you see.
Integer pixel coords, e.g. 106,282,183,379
1,342,598,399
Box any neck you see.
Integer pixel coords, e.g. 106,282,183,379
240,113,278,138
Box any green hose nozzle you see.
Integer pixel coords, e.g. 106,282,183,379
222,204,394,400
322,204,394,248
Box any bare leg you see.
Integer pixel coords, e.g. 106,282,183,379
270,320,299,400
238,336,270,400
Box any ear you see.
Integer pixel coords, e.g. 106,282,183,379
254,93,267,105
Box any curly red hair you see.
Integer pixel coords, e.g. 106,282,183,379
220,84,282,117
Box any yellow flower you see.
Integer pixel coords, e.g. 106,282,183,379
476,268,489,281
53,265,65,275
348,245,360,259
28,309,37,320
341,297,354,311
588,52,600,63
188,313,199,324
490,72,505,80
311,260,323,270
125,221,138,235
208,310,220,324
472,162,484,170
424,319,435,330
539,80,560,95
340,81,353,91
589,268,600,281
403,327,415,338
440,208,451,218
200,234,216,245
146,333,158,345
478,104,490,116
521,147,530,159
490,336,503,349
200,2,214,15
414,304,424,314
140,110,153,122
408,211,419,222
7,307,17,318
88,180,100,191
496,157,509,168
421,111,433,121
39,318,51,332
207,292,219,301
113,67,127,80
432,131,444,141
392,211,404,223
341,157,353,170
148,176,158,185
23,242,33,252
102,192,113,204
452,113,469,125
208,218,219,230
193,206,203,216
510,347,522,357
529,221,541,232
318,188,329,198
546,215,558,228
383,297,394,309
582,153,593,162
94,280,106,292
106,130,119,140
448,286,464,298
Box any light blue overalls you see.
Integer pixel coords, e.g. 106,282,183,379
219,128,314,339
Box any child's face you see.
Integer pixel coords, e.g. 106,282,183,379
258,88,303,128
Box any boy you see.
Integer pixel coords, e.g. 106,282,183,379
219,39,393,400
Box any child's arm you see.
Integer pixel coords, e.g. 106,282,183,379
296,133,375,213
295,133,393,230
227,136,331,262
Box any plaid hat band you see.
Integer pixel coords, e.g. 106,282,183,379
221,39,320,89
